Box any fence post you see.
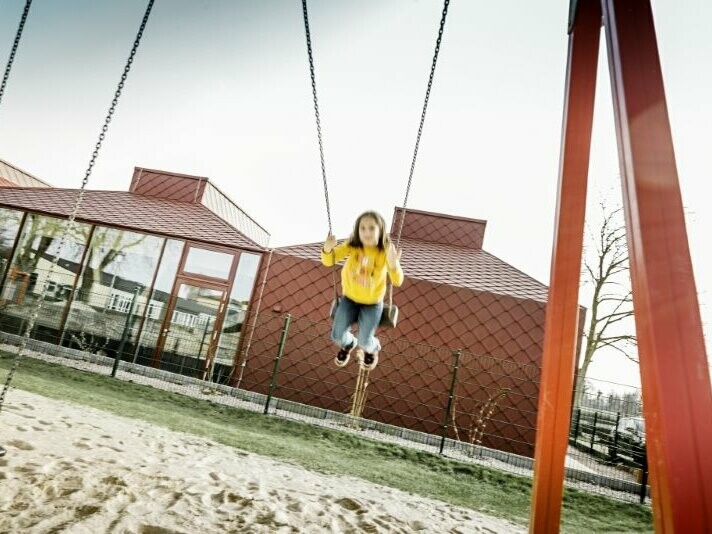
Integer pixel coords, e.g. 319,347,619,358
589,411,598,453
264,313,291,415
439,349,462,455
639,453,649,504
111,286,140,378
612,411,621,456
572,407,581,444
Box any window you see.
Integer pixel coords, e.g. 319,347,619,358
146,301,163,319
0,213,89,336
0,207,23,282
107,293,134,313
184,247,233,280
171,310,197,328
214,252,261,366
134,239,184,362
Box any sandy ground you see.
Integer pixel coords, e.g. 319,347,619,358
0,389,526,533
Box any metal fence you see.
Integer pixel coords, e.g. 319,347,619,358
0,301,650,505
0,276,237,384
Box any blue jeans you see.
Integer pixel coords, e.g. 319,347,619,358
331,296,383,354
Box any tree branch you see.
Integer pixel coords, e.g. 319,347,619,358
599,340,638,363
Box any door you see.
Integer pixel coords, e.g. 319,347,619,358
151,278,228,379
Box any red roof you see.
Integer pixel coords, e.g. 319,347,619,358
0,187,263,251
277,239,549,303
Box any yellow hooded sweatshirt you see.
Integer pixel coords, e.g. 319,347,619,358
321,241,404,305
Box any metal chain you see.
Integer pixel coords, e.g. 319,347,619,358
0,0,156,413
389,0,450,307
394,0,450,249
300,0,450,307
302,0,339,301
302,0,332,234
0,0,33,108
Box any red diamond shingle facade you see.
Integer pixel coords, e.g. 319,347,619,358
235,208,555,457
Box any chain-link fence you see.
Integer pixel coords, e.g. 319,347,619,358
0,293,649,505
0,267,241,384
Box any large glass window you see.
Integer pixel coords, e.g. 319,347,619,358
183,246,233,280
0,207,23,283
0,214,89,341
61,226,163,358
134,239,184,364
158,283,225,378
214,252,261,368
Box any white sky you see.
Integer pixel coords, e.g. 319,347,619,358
0,0,709,392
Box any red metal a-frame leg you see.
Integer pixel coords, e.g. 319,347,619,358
531,0,712,532
530,0,601,531
602,0,712,530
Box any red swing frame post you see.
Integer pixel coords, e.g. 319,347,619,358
531,0,712,532
529,0,601,531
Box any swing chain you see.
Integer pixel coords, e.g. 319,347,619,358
301,0,450,316
302,0,339,302
394,0,450,250
301,0,332,235
0,0,33,108
389,0,450,309
0,0,156,413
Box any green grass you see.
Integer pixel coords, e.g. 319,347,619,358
0,352,653,533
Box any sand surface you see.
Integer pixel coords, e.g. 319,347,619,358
0,389,525,533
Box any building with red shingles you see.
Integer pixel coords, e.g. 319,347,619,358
1,161,559,457
235,208,551,456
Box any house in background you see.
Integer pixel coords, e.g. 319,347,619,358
0,165,267,380
0,159,562,457
235,208,552,456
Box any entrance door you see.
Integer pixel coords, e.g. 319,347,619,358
152,278,228,379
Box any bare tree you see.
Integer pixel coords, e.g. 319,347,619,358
574,204,637,408
13,215,86,273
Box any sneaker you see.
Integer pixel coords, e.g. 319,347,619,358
334,342,355,368
361,350,379,370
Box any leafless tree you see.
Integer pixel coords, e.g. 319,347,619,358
575,203,637,408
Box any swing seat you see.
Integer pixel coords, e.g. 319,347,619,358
379,304,398,328
330,298,399,328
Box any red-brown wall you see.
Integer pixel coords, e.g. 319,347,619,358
235,249,547,456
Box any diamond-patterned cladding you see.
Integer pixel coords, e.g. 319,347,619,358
0,188,263,249
234,212,560,457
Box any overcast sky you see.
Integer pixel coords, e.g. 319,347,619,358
1,0,709,391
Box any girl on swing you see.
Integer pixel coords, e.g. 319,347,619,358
321,211,404,370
